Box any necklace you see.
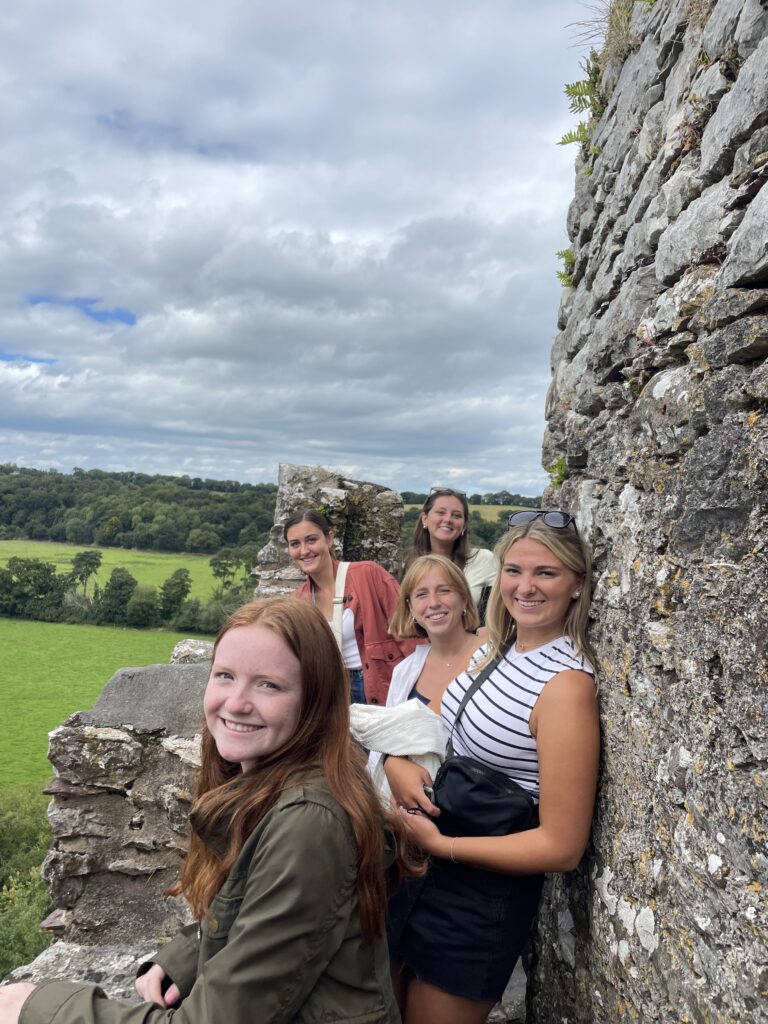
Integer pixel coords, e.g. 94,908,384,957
429,633,476,669
515,633,558,653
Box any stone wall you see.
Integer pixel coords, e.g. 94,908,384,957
529,3,767,1022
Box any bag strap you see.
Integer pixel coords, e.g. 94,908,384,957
329,561,350,651
446,646,507,757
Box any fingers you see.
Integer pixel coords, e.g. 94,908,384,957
413,790,441,816
135,965,167,1006
164,983,181,1006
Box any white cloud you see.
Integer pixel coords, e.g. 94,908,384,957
0,0,584,494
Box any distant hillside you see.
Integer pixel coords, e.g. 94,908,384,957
0,465,277,554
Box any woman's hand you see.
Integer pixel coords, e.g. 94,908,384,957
0,983,35,1023
383,756,440,816
135,964,180,1008
397,806,450,857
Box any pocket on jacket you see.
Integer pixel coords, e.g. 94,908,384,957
365,639,402,666
200,893,242,956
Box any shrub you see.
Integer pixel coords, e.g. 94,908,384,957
0,786,51,886
126,585,162,628
0,869,52,979
0,786,52,979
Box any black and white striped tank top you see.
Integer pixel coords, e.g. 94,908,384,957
441,637,593,800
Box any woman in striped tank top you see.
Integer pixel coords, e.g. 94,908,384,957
387,511,600,1024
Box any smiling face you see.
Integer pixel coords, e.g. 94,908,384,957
285,521,334,578
408,566,467,640
204,623,303,772
500,537,582,643
421,495,466,551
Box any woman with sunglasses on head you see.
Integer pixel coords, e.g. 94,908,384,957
285,510,416,706
388,510,600,1024
405,488,497,621
0,598,418,1024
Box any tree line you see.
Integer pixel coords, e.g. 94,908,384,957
400,490,540,507
0,548,259,634
0,465,277,554
0,466,542,633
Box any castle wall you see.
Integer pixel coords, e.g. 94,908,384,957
528,4,767,1021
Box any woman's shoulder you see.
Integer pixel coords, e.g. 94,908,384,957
539,636,594,677
467,546,495,563
388,644,431,704
345,560,399,589
255,775,356,845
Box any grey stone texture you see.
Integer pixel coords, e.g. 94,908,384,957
5,943,154,1002
252,462,405,597
532,3,767,1023
40,661,204,949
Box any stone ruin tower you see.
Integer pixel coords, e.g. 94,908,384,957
252,462,404,597
527,3,767,1022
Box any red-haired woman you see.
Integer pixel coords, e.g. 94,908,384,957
2,599,413,1024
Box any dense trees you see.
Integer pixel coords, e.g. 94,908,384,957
401,490,539,507
0,465,277,555
0,465,543,632
0,550,258,635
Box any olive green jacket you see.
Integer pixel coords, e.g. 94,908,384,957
21,779,399,1024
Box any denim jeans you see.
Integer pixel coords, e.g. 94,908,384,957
349,668,366,704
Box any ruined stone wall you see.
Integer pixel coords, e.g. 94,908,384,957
253,462,405,596
528,3,767,1022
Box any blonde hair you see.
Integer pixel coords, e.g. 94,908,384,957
389,553,480,638
484,519,597,671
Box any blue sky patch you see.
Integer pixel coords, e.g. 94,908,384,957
28,294,137,326
0,350,56,364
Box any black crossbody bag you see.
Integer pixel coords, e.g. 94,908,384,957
433,649,536,838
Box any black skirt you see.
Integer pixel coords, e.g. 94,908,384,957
387,857,544,1003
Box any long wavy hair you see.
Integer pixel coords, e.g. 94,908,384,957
174,597,415,942
483,518,597,672
405,488,471,570
390,553,480,638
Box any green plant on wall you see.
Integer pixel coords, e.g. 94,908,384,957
556,248,576,287
559,49,604,167
546,456,569,487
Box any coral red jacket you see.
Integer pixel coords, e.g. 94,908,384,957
294,560,417,705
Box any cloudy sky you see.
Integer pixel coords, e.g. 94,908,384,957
0,1,585,496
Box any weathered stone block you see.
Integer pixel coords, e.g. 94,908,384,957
49,726,143,790
720,179,768,285
655,179,736,284
700,34,768,180
693,313,768,365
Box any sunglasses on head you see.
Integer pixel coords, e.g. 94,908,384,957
428,487,467,498
507,509,576,530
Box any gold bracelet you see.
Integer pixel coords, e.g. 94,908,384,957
450,837,459,864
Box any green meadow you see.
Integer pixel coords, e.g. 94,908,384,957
0,540,218,599
0,618,212,791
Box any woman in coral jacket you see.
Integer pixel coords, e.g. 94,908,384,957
1,598,413,1024
285,510,416,705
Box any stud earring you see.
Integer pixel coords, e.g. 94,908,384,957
573,591,581,599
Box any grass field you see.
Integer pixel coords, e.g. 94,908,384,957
0,618,212,791
0,540,217,599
